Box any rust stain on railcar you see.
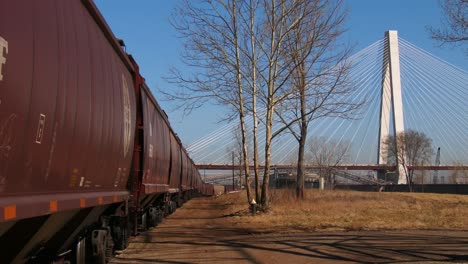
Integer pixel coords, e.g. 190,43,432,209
69,168,79,188
0,114,16,192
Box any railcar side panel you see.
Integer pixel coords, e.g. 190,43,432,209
180,151,190,190
140,87,170,194
193,167,201,191
169,133,182,191
0,0,136,223
0,1,34,195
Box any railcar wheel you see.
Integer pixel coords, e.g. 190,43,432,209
164,203,170,215
114,224,129,251
147,207,158,227
138,212,148,231
105,230,114,262
91,229,113,264
111,216,129,250
168,202,173,214
75,237,86,264
156,209,164,224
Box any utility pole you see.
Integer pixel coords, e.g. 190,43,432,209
232,151,235,190
433,147,441,184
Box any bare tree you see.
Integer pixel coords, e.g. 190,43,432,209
383,130,433,192
272,0,362,199
165,0,254,203
308,137,348,188
427,0,467,54
255,0,311,208
166,0,302,209
239,0,262,203
166,0,360,209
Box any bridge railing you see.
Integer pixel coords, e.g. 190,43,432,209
196,164,468,171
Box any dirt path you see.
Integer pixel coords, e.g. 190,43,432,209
111,195,468,263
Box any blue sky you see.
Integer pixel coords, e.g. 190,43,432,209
94,0,467,146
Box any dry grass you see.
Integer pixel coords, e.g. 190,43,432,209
217,189,468,232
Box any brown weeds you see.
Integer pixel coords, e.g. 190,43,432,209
217,189,468,232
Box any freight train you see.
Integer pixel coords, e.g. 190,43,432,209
0,1,214,263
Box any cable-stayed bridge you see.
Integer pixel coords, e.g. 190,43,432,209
186,31,468,185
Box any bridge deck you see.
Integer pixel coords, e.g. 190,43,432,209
196,164,468,171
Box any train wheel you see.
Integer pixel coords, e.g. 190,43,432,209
112,225,129,251
147,208,158,228
105,231,114,262
91,229,113,264
156,209,164,224
75,236,86,264
111,216,129,251
139,212,147,231
168,202,173,214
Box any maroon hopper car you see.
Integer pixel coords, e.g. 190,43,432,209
0,0,209,263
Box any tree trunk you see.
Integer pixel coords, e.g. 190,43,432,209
253,110,260,202
240,114,252,202
260,0,276,209
251,6,260,203
261,104,273,209
295,63,307,199
232,0,252,203
296,136,305,199
296,88,308,199
296,128,307,199
238,84,252,202
408,169,414,192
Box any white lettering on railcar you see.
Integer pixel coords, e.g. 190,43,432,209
149,122,152,137
146,98,152,137
149,144,153,158
0,36,8,81
122,74,131,158
114,168,122,187
35,114,46,144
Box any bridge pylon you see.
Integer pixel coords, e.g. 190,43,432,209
377,30,407,184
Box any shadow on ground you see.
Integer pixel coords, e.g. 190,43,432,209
112,227,468,263
111,197,468,264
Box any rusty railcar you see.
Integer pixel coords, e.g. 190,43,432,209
0,0,206,263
